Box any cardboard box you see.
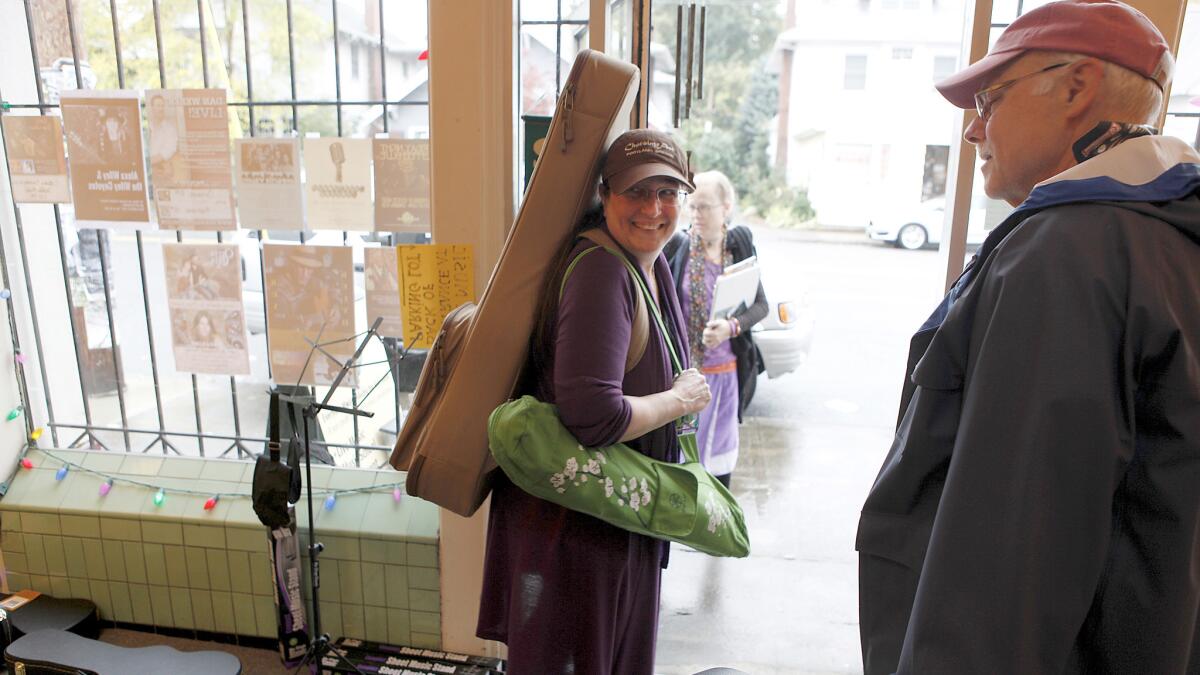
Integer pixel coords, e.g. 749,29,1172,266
319,647,491,675
335,638,505,672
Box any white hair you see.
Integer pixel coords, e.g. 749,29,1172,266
1027,51,1164,125
694,170,738,208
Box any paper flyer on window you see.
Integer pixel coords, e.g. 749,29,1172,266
263,244,357,387
398,244,474,350
146,89,236,230
235,138,304,230
59,90,152,228
302,137,373,231
373,138,430,232
2,115,71,204
364,247,403,338
162,243,250,375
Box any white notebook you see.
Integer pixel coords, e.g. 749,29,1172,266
709,256,761,320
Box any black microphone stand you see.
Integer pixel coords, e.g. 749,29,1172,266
285,317,386,675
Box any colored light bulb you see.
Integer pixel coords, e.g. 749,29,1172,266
19,458,32,470
55,466,68,481
203,496,219,511
0,289,9,300
29,428,42,441
324,494,336,511
6,408,20,421
393,487,403,502
14,353,27,364
99,479,113,496
153,489,165,506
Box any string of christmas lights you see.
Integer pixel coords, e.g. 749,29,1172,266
13,437,406,512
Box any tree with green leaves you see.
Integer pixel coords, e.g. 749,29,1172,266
79,0,332,138
653,0,814,225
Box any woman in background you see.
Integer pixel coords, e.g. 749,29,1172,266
665,170,768,488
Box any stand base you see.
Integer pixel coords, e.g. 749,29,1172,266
290,633,364,675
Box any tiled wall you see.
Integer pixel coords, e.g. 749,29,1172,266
0,448,442,648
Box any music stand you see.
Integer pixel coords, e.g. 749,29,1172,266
282,316,393,675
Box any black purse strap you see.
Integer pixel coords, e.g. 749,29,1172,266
267,391,281,462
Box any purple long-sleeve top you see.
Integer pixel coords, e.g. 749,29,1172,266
548,237,689,458
477,230,690,652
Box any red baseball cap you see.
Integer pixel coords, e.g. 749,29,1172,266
936,0,1173,109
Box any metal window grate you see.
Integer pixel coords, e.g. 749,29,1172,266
0,0,429,467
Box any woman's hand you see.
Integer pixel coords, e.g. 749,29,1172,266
671,368,712,415
702,319,733,349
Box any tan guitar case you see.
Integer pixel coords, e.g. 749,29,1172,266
389,50,641,517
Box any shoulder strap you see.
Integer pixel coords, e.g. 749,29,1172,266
560,230,649,374
267,391,281,462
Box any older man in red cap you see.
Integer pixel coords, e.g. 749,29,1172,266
857,1,1200,673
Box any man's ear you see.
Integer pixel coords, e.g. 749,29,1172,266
1063,59,1104,114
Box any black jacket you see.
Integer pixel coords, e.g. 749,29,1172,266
857,136,1200,674
664,225,768,421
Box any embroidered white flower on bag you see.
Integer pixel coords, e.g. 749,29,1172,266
583,459,601,476
630,491,641,511
563,457,578,480
550,473,565,489
604,477,614,498
704,497,731,534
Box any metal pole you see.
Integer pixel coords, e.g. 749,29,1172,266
197,0,210,88
0,80,58,446
24,0,99,448
286,0,300,132
673,4,682,127
332,0,343,137
241,0,256,133
64,0,130,451
378,0,388,134
697,2,706,100
685,1,696,120
555,0,563,98
0,130,37,445
111,0,176,455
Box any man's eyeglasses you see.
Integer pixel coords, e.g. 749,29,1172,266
974,61,1075,122
619,186,686,206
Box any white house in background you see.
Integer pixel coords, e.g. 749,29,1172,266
775,0,965,228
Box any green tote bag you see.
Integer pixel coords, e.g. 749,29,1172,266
488,240,750,558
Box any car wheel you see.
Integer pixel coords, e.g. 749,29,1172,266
897,223,928,250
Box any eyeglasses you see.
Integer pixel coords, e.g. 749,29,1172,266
974,61,1074,122
686,201,720,212
619,185,686,206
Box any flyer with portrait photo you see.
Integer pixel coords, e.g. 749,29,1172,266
162,243,250,375
302,137,373,231
263,244,356,386
146,88,236,230
373,138,430,232
1,115,71,204
364,247,403,338
59,90,151,228
235,138,304,230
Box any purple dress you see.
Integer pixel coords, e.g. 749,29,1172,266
678,259,740,477
477,235,689,674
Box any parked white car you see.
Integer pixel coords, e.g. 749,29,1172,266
867,196,996,250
